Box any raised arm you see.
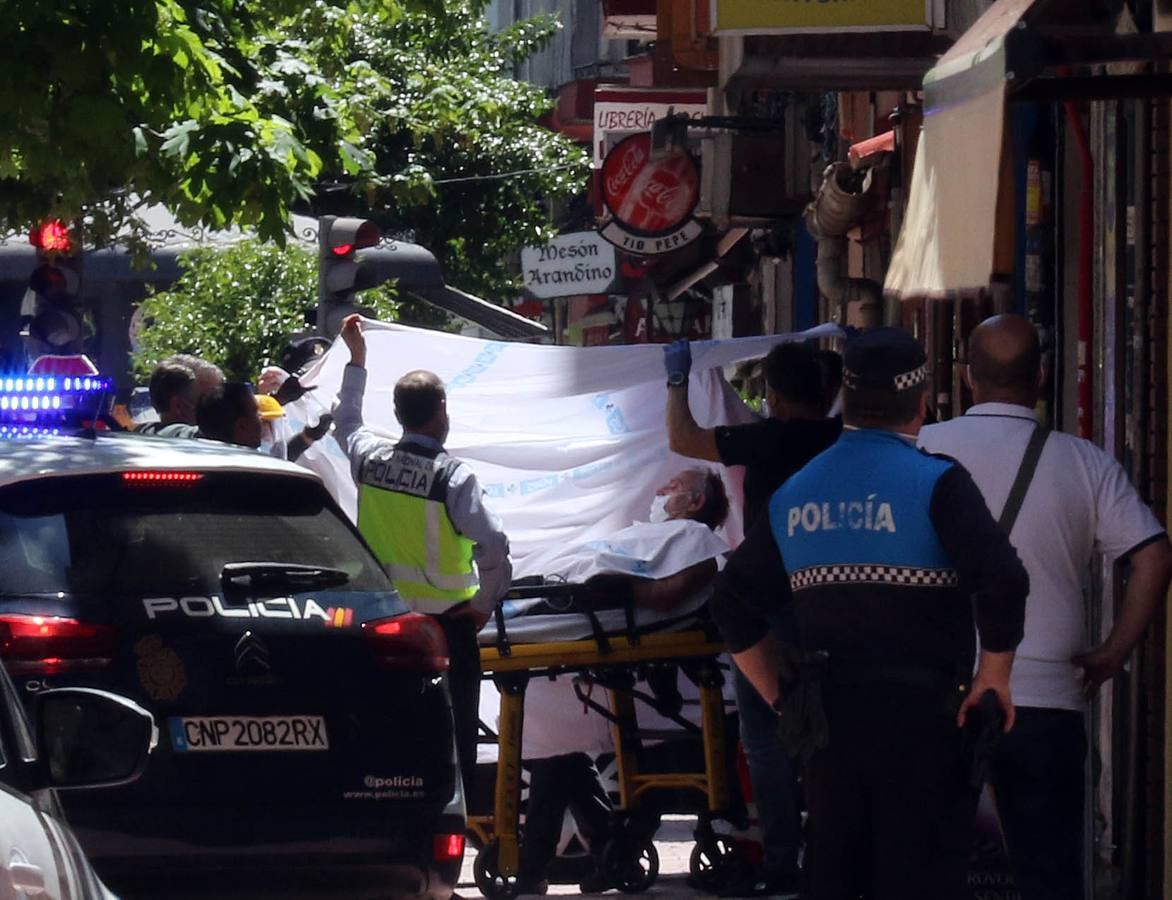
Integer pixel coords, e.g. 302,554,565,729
664,339,720,461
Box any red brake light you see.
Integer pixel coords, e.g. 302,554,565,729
30,221,74,254
123,471,204,486
0,614,116,675
363,613,449,673
433,833,465,862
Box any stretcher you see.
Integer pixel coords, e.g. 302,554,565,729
469,579,747,899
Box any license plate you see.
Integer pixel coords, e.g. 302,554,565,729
169,715,329,752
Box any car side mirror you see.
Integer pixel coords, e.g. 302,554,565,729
35,688,158,789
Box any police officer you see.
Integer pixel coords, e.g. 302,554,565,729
333,314,513,802
712,327,1028,900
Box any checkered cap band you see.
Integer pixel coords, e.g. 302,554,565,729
789,564,960,591
842,363,927,392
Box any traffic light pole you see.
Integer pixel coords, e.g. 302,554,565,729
316,214,336,338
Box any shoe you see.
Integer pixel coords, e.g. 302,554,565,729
718,870,801,897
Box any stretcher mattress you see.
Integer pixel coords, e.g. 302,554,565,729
478,588,710,646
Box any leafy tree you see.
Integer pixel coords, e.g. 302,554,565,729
1,0,590,302
130,239,400,381
282,0,591,298
0,0,376,247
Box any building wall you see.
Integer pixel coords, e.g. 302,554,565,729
485,0,625,91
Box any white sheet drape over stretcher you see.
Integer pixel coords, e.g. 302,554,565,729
285,320,840,571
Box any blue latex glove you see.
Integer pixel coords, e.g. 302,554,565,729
663,339,692,384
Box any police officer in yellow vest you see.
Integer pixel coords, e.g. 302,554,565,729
334,314,513,800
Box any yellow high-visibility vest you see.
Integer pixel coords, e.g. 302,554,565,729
356,440,477,614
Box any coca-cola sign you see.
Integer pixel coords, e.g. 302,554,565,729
599,133,701,256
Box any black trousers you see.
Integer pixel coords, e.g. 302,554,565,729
519,752,613,880
990,707,1086,900
801,681,978,900
437,613,480,799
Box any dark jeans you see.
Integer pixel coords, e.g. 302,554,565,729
802,681,977,900
733,664,801,877
990,707,1087,900
438,613,480,799
519,753,613,879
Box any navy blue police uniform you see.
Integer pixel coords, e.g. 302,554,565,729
712,329,1028,900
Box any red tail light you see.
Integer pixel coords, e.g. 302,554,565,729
123,471,203,486
433,832,465,862
362,613,449,673
0,614,116,675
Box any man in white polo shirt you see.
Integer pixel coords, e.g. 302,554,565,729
918,314,1172,900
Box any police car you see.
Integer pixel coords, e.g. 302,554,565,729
0,375,464,899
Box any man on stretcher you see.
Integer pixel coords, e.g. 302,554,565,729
505,466,730,620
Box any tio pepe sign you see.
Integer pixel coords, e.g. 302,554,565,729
599,132,702,256
521,232,617,299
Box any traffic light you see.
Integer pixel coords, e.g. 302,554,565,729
317,216,386,338
22,221,84,356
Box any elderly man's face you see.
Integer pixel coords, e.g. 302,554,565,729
655,470,704,520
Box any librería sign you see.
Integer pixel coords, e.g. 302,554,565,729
521,232,617,299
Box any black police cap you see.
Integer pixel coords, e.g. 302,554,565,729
842,327,927,392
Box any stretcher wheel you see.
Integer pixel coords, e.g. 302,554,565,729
688,836,743,892
603,836,659,893
473,840,519,899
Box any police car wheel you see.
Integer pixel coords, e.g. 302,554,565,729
473,840,520,899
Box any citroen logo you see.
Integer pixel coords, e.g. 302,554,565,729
234,631,272,676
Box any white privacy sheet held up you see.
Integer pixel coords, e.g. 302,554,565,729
285,320,841,571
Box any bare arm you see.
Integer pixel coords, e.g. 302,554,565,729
1073,536,1172,694
960,649,1016,731
632,558,718,613
666,384,720,462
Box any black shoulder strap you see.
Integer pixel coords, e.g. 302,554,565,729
998,424,1048,534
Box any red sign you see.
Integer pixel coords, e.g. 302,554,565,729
601,133,699,236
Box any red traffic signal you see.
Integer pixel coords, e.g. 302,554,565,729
29,220,74,255
325,219,380,258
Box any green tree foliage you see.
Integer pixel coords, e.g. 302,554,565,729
0,0,590,300
131,239,399,382
0,0,369,246
283,0,591,298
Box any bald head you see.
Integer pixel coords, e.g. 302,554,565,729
966,314,1042,405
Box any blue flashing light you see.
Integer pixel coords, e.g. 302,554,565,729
0,369,111,432
0,424,60,440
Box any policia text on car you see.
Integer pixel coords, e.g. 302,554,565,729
711,327,1028,900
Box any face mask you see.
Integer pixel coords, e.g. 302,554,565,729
648,494,671,524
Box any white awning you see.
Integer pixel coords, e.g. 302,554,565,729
884,0,1038,299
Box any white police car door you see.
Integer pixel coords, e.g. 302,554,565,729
0,663,73,900
0,788,69,899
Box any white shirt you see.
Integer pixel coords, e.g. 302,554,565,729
919,402,1164,710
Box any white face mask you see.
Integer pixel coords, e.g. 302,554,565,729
648,494,671,524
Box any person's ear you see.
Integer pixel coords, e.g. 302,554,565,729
962,365,974,393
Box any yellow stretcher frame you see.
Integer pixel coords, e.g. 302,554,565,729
470,628,738,898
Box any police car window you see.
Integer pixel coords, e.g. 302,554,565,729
0,473,396,599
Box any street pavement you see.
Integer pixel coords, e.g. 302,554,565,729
457,815,735,899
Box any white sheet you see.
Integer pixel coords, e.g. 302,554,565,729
283,320,841,570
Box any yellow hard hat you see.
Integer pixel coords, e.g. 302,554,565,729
256,394,286,420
